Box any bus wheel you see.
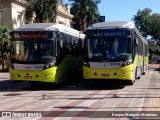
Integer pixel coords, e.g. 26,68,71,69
128,71,136,85
142,72,145,75
128,79,135,85
142,67,145,75
137,68,141,79
135,67,141,79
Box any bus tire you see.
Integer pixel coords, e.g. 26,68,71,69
135,67,141,79
128,69,136,85
129,76,135,85
142,66,146,75
137,76,140,79
142,71,145,75
128,80,135,85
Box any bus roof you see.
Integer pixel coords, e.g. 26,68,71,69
13,23,85,39
86,21,148,45
87,21,135,29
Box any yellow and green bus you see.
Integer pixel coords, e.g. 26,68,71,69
83,21,148,85
9,23,85,86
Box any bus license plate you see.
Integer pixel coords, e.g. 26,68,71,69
101,74,109,77
24,76,32,79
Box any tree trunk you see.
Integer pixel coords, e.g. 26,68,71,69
80,15,87,31
0,49,5,70
1,54,5,70
1,58,5,70
83,15,87,31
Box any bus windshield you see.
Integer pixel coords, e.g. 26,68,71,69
11,39,55,62
87,37,131,59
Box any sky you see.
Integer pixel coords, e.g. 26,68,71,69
63,0,160,22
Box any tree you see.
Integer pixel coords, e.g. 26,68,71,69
0,26,10,71
149,13,160,41
148,41,159,61
133,8,160,61
132,8,152,38
132,8,160,44
25,0,60,23
69,0,101,31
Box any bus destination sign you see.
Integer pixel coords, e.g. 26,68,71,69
87,29,130,37
21,34,48,38
13,33,48,39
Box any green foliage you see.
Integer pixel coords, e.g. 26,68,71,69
132,8,152,38
132,8,160,41
69,0,101,31
148,42,159,61
148,42,157,52
0,26,11,70
0,26,10,54
132,8,160,60
25,0,58,23
149,13,160,40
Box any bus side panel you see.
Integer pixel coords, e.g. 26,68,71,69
135,54,146,78
144,55,149,70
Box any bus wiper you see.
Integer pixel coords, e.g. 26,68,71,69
36,56,54,61
114,53,131,59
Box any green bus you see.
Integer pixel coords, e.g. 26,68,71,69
83,21,148,85
9,23,85,86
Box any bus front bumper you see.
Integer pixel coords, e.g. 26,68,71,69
83,65,134,81
9,67,59,83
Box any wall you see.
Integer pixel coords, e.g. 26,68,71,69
0,0,73,29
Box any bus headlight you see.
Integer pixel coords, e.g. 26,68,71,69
43,62,56,70
121,59,132,67
83,60,90,67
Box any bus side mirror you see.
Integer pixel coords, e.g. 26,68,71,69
83,31,88,36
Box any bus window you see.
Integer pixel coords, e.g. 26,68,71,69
118,39,128,54
65,35,72,55
112,38,118,55
90,39,103,57
11,40,55,62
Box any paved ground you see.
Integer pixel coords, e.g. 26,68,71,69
0,67,160,120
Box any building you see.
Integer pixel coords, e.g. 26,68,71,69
0,0,26,30
57,3,73,27
0,0,73,30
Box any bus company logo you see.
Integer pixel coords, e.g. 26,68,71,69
111,62,121,66
25,67,31,69
34,66,43,69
